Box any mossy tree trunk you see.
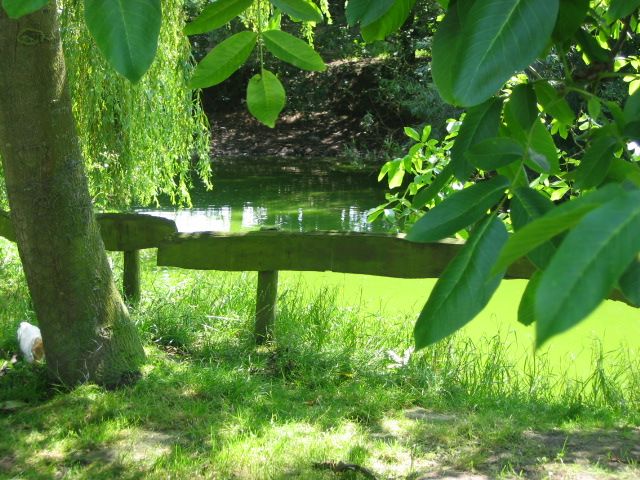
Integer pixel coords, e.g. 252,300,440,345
0,4,145,386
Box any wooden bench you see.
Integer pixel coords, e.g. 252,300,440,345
5,212,630,345
0,211,176,304
156,230,536,343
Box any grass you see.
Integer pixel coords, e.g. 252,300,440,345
1,240,640,479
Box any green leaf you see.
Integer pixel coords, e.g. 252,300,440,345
432,0,559,107
534,81,575,126
407,175,509,243
247,70,286,128
414,215,507,349
450,97,502,181
518,270,542,326
346,0,395,27
504,84,538,133
412,164,454,209
466,137,524,170
184,0,254,35
269,0,323,22
510,187,556,269
619,256,640,307
2,0,48,18
574,134,619,189
536,190,640,346
552,0,589,43
497,162,528,189
189,31,257,89
380,159,406,188
494,184,626,273
84,0,161,83
607,0,640,22
575,28,611,64
524,119,559,174
404,126,420,142
262,30,326,71
587,97,601,120
625,121,640,142
624,90,640,125
510,188,554,230
607,158,640,187
361,0,416,43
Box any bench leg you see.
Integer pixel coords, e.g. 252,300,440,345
255,270,278,344
123,250,141,305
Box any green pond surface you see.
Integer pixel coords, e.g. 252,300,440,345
138,159,640,376
137,159,387,233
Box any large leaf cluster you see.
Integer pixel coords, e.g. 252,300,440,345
396,0,640,348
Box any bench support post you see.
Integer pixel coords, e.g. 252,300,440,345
123,250,141,304
255,270,278,344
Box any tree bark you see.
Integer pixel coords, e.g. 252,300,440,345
0,4,145,386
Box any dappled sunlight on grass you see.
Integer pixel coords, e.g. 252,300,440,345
1,242,640,478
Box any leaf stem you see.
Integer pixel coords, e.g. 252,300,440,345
257,0,265,75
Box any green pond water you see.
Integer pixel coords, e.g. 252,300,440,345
138,159,640,376
137,159,387,233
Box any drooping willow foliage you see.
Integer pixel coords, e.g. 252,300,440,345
60,0,211,208
0,0,211,210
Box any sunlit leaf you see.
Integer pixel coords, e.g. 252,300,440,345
189,31,257,88
184,0,254,35
411,164,454,209
262,30,326,71
466,137,524,170
450,97,502,181
432,0,559,106
2,0,48,18
361,0,416,42
247,70,285,128
414,215,507,349
270,0,323,22
494,184,626,274
346,0,394,27
404,126,420,142
407,175,509,243
536,190,640,346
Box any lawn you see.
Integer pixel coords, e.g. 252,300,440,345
1,243,639,479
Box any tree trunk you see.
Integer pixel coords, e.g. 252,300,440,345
0,4,145,386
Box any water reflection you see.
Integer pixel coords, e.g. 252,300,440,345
138,201,380,233
136,160,387,233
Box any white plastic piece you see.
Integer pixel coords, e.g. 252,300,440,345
17,322,44,363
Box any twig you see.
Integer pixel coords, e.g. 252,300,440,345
312,461,378,479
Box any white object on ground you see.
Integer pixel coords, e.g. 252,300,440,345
17,322,44,363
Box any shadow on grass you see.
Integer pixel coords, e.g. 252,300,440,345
1,343,639,479
1,263,639,478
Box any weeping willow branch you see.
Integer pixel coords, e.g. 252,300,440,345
56,0,211,208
